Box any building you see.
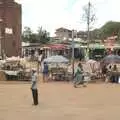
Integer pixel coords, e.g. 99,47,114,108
55,27,88,41
0,0,22,57
55,27,72,40
77,31,87,40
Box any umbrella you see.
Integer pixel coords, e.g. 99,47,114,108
102,55,120,65
43,55,69,63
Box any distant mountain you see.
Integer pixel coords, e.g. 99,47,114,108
90,21,120,41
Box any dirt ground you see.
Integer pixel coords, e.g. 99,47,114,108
0,81,120,120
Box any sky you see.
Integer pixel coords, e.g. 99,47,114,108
15,0,120,36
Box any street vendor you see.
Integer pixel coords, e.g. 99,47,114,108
111,64,119,83
101,65,107,81
105,65,112,83
17,61,23,69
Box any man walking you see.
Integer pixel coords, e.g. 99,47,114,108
31,69,38,105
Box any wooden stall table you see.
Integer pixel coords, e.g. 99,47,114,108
64,72,72,81
17,68,31,81
50,67,66,81
4,70,20,80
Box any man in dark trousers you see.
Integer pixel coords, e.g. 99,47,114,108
31,69,38,105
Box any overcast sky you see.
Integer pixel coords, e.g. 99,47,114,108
15,0,120,36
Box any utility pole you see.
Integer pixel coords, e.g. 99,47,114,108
86,1,91,60
82,1,96,60
72,30,75,79
0,19,3,58
2,0,6,59
87,1,90,44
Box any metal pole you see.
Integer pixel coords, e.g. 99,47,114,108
0,19,3,59
72,30,74,79
0,30,2,58
0,31,1,58
76,30,77,39
87,1,90,60
87,1,90,42
3,1,6,59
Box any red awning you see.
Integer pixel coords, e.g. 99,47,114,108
48,44,66,50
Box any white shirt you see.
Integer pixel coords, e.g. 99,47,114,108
38,55,43,62
31,72,38,90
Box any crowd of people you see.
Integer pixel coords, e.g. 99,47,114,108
30,61,87,105
30,52,120,106
102,64,119,83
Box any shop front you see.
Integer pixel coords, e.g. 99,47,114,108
89,44,105,60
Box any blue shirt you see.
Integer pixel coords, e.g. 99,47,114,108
43,64,48,74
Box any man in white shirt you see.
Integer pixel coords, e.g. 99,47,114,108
38,54,43,73
31,69,38,105
38,54,43,64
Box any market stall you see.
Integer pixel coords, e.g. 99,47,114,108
0,57,31,81
101,55,120,83
86,59,102,80
43,55,71,81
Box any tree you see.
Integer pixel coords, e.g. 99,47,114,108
22,26,50,43
82,2,96,60
37,27,50,43
22,27,33,42
82,2,96,41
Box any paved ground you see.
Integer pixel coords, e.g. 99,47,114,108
0,81,120,120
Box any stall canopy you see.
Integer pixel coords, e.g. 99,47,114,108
44,55,69,63
89,44,105,49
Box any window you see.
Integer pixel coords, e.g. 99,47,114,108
5,28,13,34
